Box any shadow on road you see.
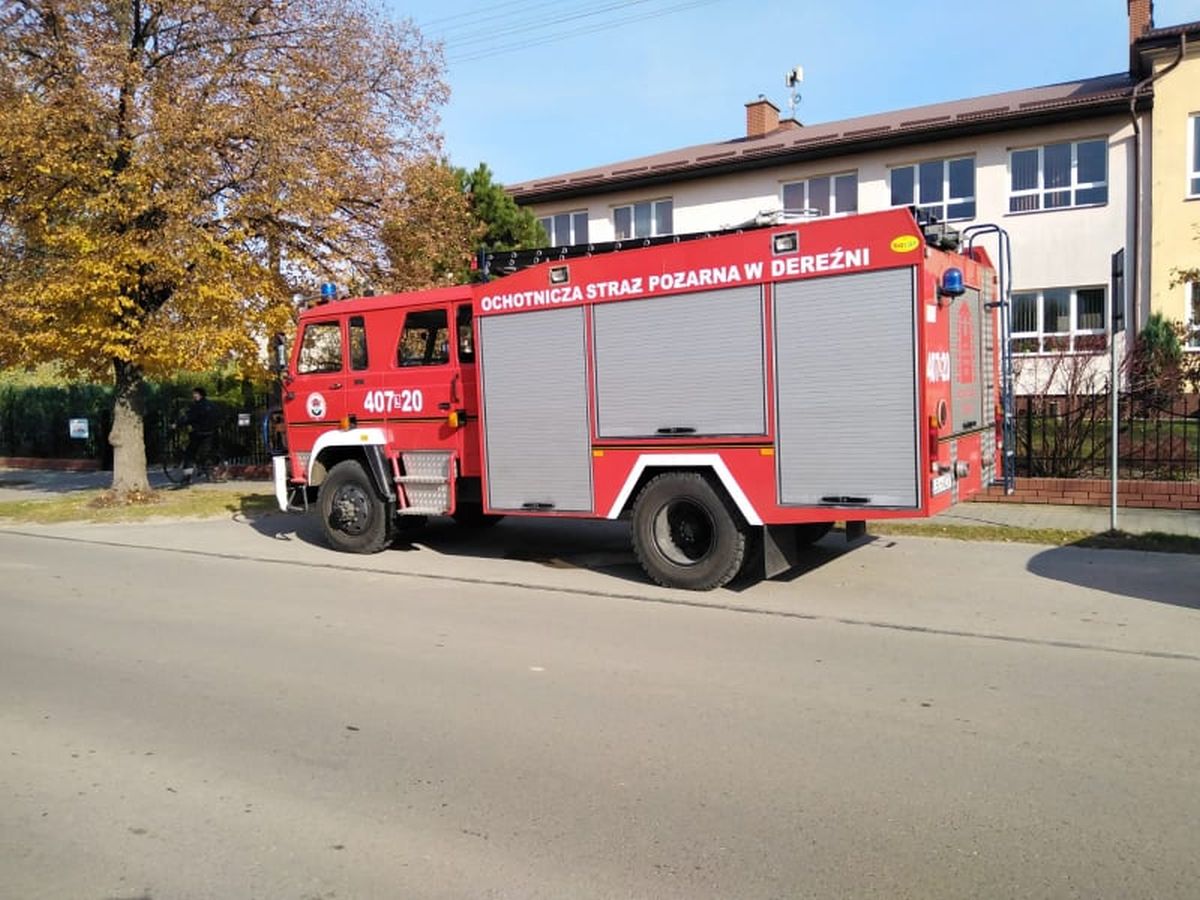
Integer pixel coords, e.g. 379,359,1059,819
1026,543,1200,610
231,502,851,589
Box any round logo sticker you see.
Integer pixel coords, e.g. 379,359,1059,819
306,392,327,420
890,234,921,253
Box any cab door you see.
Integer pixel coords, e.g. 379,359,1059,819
453,302,483,475
286,318,347,432
382,305,459,450
342,314,380,424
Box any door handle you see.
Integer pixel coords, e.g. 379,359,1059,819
353,378,365,386
437,402,451,411
330,382,343,390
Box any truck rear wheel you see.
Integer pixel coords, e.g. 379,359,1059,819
318,460,392,554
631,472,747,591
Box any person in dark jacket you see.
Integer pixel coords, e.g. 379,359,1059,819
178,387,216,483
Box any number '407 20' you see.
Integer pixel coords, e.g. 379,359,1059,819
363,389,424,413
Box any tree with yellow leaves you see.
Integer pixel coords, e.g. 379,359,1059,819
0,0,447,492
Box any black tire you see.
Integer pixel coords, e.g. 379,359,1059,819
451,503,504,528
795,521,833,545
318,460,393,554
631,472,748,591
162,453,189,485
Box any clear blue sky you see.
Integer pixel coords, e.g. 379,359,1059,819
390,0,1198,185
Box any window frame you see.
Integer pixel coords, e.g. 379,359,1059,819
396,307,451,368
297,320,344,374
781,171,858,218
889,156,976,222
1187,281,1200,351
1010,286,1109,355
1189,113,1200,199
1007,138,1109,214
537,209,589,246
613,198,673,240
348,315,369,371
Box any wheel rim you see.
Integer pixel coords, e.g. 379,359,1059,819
330,483,371,535
652,499,715,566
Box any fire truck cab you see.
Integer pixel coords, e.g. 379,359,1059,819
275,208,1003,591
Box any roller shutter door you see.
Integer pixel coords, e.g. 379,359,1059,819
479,307,592,511
950,287,986,433
774,268,919,508
593,286,765,438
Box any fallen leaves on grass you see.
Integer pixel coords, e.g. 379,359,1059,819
87,489,164,509
0,488,275,524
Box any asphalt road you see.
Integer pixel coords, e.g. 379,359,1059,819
2,513,1198,900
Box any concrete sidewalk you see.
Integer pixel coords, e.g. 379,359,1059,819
0,466,1197,537
0,467,263,502
917,500,1200,537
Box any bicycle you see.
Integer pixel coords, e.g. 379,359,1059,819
162,427,227,486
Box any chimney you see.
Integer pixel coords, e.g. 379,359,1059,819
1128,0,1153,45
745,97,780,138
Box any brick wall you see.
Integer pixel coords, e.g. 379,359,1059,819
0,456,100,472
972,477,1200,510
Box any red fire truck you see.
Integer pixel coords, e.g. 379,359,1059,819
273,207,1003,590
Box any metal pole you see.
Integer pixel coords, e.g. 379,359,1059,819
1110,329,1118,533
1109,247,1125,533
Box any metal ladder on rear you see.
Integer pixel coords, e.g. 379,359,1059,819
393,451,455,516
962,224,1016,495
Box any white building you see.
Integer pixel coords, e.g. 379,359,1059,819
508,10,1184,394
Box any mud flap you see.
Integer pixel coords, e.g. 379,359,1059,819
846,520,868,543
272,456,289,512
762,524,801,579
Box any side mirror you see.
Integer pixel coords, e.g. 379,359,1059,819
272,333,288,373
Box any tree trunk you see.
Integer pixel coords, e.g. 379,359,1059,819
110,359,151,493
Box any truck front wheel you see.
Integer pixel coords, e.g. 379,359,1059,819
631,472,748,590
318,460,393,554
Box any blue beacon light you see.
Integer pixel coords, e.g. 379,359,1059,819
940,267,965,299
320,282,337,302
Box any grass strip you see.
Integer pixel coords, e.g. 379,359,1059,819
869,522,1200,554
0,488,276,525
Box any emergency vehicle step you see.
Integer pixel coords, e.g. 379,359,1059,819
399,451,453,515
396,475,448,485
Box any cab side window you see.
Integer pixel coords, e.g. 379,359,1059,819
298,321,343,374
456,305,475,364
349,316,369,370
398,309,450,367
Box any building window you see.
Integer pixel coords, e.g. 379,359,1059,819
614,199,672,240
1009,139,1108,213
1190,115,1200,197
1188,282,1200,350
890,157,975,221
782,172,858,217
538,210,588,246
1011,287,1107,354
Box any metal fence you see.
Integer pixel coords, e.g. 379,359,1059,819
0,381,273,469
1015,393,1200,481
